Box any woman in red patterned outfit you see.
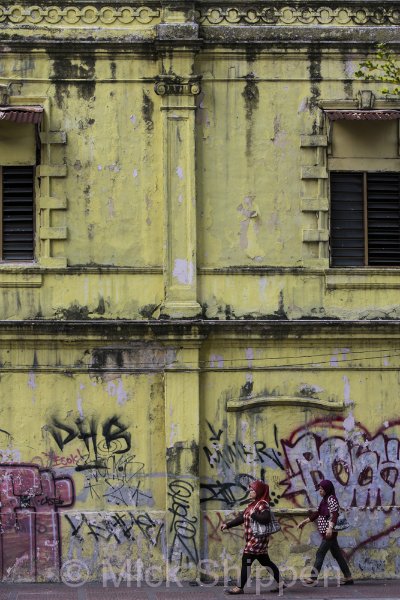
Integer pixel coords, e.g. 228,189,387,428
298,479,353,585
221,480,283,595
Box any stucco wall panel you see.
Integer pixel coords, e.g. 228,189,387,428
0,273,163,320
197,73,312,267
48,75,162,267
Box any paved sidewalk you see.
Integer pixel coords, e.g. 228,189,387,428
0,580,399,599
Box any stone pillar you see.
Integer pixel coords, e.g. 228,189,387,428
164,343,200,581
155,57,202,318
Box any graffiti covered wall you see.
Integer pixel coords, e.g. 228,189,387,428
0,0,399,586
1,329,399,581
200,341,400,579
0,366,167,581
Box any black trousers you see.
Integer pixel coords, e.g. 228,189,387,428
240,552,281,588
313,536,352,578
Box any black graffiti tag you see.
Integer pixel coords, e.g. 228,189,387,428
203,422,284,471
168,479,198,565
47,415,131,471
200,476,254,506
66,511,163,546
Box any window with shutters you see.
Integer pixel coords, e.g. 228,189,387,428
328,115,400,268
330,172,400,267
0,166,35,261
0,110,41,263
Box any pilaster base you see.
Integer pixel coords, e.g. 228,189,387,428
160,301,202,319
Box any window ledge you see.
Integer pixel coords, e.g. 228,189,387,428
326,270,400,290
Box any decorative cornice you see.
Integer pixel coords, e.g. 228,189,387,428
154,75,201,96
0,4,161,26
1,3,400,29
196,4,400,26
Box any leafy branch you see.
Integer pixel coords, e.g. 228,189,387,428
355,43,400,95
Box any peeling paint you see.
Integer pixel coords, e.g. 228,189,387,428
259,277,268,297
172,259,193,285
343,412,355,431
210,354,224,368
28,371,36,390
343,375,351,406
107,378,128,406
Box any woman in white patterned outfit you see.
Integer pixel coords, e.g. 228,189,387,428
221,480,283,595
298,479,353,585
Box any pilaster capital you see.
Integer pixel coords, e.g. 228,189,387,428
154,74,202,97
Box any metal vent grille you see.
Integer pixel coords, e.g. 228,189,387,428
1,166,34,261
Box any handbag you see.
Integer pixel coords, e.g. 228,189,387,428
251,503,281,538
333,514,349,531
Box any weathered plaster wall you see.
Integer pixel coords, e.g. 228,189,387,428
1,48,400,320
199,336,400,578
0,0,400,585
0,369,166,580
0,52,162,268
1,323,400,582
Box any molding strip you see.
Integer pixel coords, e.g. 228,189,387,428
226,395,347,412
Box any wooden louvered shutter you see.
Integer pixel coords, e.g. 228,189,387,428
330,172,364,267
367,172,400,266
1,166,35,261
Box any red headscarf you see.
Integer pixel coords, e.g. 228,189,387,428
248,480,270,509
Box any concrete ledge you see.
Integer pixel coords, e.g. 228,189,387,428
157,22,199,40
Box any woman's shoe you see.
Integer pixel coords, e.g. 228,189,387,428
304,578,317,585
270,583,287,592
342,579,354,585
225,587,244,595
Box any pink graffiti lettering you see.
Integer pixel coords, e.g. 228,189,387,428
42,449,83,468
0,463,74,581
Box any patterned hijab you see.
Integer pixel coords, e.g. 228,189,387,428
247,480,271,510
318,479,337,517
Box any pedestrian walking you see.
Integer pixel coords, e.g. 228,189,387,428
221,479,284,594
297,479,354,585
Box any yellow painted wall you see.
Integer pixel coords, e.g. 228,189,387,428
0,0,400,585
199,337,400,578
